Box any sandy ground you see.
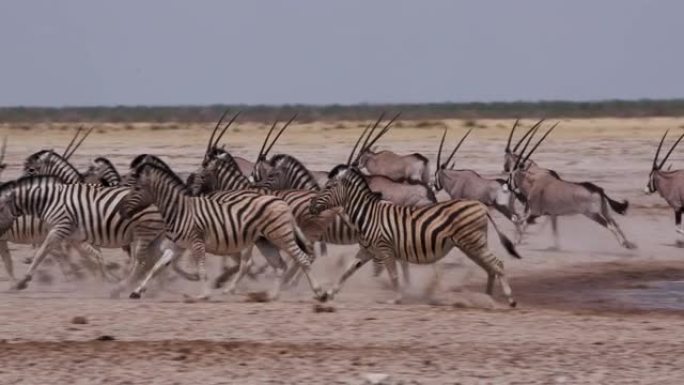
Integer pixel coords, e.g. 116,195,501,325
1,118,684,384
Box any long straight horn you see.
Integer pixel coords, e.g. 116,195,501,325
361,112,400,154
505,119,519,153
258,119,280,160
359,112,386,157
62,126,83,157
213,111,241,148
0,136,7,164
264,113,297,157
652,130,669,169
442,128,473,168
512,122,542,170
512,118,545,153
521,122,558,166
658,131,684,170
436,127,448,171
65,126,95,160
348,121,374,165
207,109,230,155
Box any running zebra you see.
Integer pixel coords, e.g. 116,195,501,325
119,163,324,301
0,175,166,292
83,157,122,186
309,166,521,306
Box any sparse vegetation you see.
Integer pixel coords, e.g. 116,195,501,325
2,99,684,123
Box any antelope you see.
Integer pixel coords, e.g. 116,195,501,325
351,113,431,184
645,130,684,245
434,127,518,224
506,123,636,250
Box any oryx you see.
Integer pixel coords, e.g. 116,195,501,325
645,129,684,245
351,113,431,184
506,122,636,250
434,127,518,224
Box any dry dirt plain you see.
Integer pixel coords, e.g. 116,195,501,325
1,118,684,384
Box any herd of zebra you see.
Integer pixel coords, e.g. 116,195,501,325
0,112,683,308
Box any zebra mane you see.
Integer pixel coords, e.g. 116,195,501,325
328,165,380,201
0,175,65,195
24,150,81,177
130,154,173,172
135,163,187,190
270,153,319,188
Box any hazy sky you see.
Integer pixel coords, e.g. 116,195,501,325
0,1,682,106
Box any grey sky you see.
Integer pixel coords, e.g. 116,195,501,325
0,1,682,106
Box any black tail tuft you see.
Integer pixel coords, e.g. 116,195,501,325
499,233,522,259
607,198,629,215
487,213,522,259
579,181,628,215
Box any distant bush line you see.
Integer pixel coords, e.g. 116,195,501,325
2,99,684,123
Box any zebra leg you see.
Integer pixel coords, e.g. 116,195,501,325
400,259,411,286
130,246,182,299
0,241,15,281
75,243,119,283
110,258,141,299
456,237,516,307
223,252,253,295
12,228,66,290
382,255,403,304
321,248,373,302
318,242,328,258
214,253,241,289
191,240,211,300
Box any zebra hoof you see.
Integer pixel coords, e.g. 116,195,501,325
129,291,141,299
11,276,31,291
316,291,331,303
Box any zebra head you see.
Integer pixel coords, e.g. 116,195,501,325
309,169,347,216
83,157,121,186
187,162,218,196
119,166,156,218
251,114,298,184
0,181,18,232
646,129,684,194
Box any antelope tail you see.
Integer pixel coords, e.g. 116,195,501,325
579,182,629,215
605,195,629,215
486,212,522,259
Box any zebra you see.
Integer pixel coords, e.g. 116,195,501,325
191,151,359,285
23,148,174,291
119,163,325,301
250,115,329,186
83,157,122,186
0,175,167,292
309,165,521,306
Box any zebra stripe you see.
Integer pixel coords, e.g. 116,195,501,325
0,175,165,292
309,166,520,306
121,163,324,301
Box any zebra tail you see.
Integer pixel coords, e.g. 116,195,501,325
486,212,522,259
293,224,315,264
